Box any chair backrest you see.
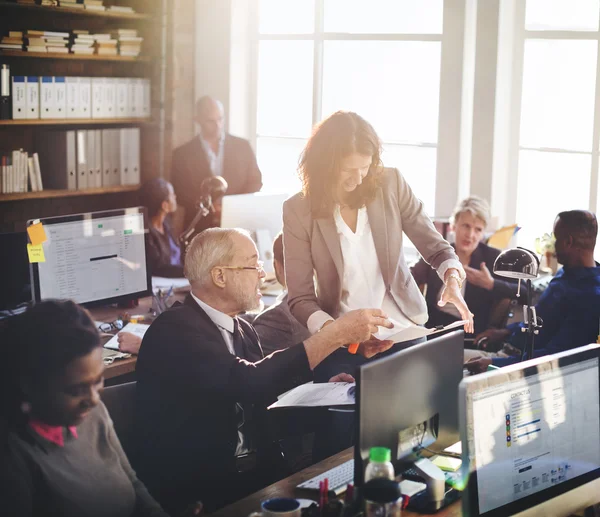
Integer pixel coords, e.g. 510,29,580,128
101,381,136,456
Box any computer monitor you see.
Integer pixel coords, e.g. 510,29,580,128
0,231,32,312
29,207,150,307
354,330,464,485
220,192,289,272
459,343,600,517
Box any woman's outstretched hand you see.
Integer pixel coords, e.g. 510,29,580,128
439,276,474,334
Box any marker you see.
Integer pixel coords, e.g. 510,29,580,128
348,343,359,354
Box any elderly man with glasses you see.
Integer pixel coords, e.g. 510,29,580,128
133,227,393,514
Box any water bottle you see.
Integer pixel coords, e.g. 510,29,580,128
365,447,394,482
363,478,403,517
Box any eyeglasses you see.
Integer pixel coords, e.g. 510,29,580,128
218,261,265,274
98,319,124,333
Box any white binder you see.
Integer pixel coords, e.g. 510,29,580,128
39,77,54,119
76,129,88,189
53,77,67,119
25,76,39,119
112,129,121,185
91,78,104,119
142,78,151,118
33,152,44,191
116,78,128,118
133,78,144,118
127,78,136,118
12,76,27,119
129,127,140,184
103,78,116,119
119,128,130,185
78,77,92,118
101,129,112,186
93,129,102,187
86,129,96,187
65,77,80,119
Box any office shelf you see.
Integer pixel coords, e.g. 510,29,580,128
0,185,139,202
0,1,150,20
0,118,152,126
0,50,150,62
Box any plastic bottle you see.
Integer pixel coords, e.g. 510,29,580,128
365,447,395,482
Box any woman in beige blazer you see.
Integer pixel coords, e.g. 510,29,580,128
283,111,474,365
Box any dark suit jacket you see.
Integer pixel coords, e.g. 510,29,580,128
133,294,311,510
145,219,184,278
171,134,263,227
411,242,518,335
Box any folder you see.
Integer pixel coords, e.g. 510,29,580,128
101,129,112,186
25,76,39,119
39,77,54,119
35,130,77,190
133,78,144,118
86,129,96,188
78,77,91,118
76,129,88,189
53,77,66,119
116,78,128,118
127,78,136,118
11,76,26,119
33,152,43,191
91,77,104,119
27,156,37,191
65,77,80,119
103,78,116,118
119,128,130,184
142,78,151,118
111,128,121,185
129,127,140,184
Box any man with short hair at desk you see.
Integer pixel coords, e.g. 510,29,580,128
171,96,263,231
133,228,393,513
253,232,311,354
467,210,600,373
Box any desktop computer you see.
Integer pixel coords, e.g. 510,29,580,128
0,231,32,314
459,343,600,516
220,192,290,273
29,207,150,307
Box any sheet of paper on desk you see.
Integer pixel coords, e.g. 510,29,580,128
373,318,467,343
104,322,150,350
151,276,190,290
268,382,356,409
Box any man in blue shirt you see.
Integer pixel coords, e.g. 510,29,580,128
467,210,600,373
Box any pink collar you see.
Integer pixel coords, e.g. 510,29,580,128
29,420,78,447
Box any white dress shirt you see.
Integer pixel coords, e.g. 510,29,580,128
199,133,225,177
307,206,465,335
190,292,249,456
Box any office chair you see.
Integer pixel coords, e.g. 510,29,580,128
101,381,137,458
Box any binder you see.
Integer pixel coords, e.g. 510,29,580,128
129,127,140,184
101,129,112,186
142,78,151,118
86,129,96,188
94,129,102,187
78,77,92,118
53,76,66,118
11,76,26,119
39,77,54,119
76,129,88,189
33,152,43,191
133,78,144,118
65,77,80,119
34,130,76,190
25,76,39,119
115,78,127,118
103,78,116,118
27,156,37,191
11,150,21,192
0,64,10,120
119,128,130,185
111,128,121,185
91,77,104,119
127,78,136,118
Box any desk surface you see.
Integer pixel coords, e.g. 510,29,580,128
210,448,461,517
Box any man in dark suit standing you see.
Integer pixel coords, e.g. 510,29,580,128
133,227,392,513
172,96,263,230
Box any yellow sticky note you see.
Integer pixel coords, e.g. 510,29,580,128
27,243,46,263
27,222,47,246
431,455,462,472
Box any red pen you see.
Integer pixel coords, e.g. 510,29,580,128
324,478,329,505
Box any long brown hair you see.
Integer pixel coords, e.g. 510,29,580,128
298,111,384,218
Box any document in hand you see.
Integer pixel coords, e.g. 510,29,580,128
373,318,467,343
268,382,356,410
103,322,149,350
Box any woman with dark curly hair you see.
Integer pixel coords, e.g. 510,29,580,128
283,111,474,376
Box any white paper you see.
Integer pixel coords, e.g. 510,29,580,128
151,276,190,290
373,318,467,343
268,382,356,409
103,322,149,350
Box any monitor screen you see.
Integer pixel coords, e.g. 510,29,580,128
29,207,150,307
0,232,32,312
460,344,600,516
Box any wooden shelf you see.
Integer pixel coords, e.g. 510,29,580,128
0,185,139,202
0,50,150,62
0,1,150,20
0,118,151,126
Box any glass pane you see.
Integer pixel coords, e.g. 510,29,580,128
322,41,441,144
525,0,599,31
520,40,597,152
324,0,443,34
256,136,306,194
516,150,591,248
382,144,437,216
259,0,315,34
257,41,314,138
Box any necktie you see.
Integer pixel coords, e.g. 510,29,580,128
232,318,246,359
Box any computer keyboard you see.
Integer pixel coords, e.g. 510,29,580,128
297,459,354,495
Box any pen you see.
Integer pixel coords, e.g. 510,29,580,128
348,343,359,354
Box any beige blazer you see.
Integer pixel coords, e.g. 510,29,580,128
282,167,459,328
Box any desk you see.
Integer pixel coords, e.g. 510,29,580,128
210,448,461,517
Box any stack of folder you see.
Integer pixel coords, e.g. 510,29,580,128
1,150,43,194
71,31,96,55
24,30,70,54
115,29,143,57
0,32,24,51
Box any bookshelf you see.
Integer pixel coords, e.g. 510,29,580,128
0,0,166,232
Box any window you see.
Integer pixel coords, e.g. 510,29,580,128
255,0,445,215
514,1,600,251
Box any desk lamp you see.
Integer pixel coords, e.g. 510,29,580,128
492,247,542,361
